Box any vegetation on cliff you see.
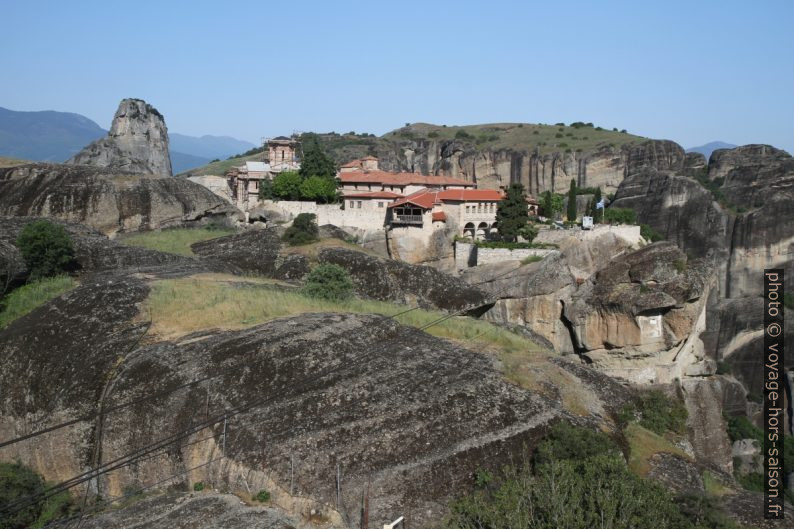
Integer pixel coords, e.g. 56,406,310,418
446,423,740,529
0,462,73,529
119,226,235,256
0,275,77,328
16,220,75,279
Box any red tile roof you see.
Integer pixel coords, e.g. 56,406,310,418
339,171,474,187
340,159,363,168
343,191,404,199
388,188,504,209
432,211,447,222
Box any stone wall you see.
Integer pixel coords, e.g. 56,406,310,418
455,241,556,270
261,199,387,230
535,224,643,246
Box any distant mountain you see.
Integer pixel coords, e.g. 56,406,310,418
169,133,256,160
0,106,255,173
170,151,212,174
0,106,106,161
686,141,737,159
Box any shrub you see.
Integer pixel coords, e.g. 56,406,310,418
521,255,544,265
258,177,274,200
253,489,271,502
428,131,439,138
555,132,564,138
193,481,205,491
16,220,76,280
533,421,620,466
302,264,353,301
455,130,473,140
619,390,688,435
0,462,72,529
532,130,539,134
282,213,319,246
641,223,663,242
603,207,637,225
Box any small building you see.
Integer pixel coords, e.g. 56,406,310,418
339,156,380,173
388,188,505,238
267,136,300,172
342,190,404,212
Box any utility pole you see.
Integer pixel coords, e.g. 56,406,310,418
222,416,227,457
336,463,341,511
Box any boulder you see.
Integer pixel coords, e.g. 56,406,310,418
0,274,565,528
318,246,492,313
66,98,172,176
0,163,241,236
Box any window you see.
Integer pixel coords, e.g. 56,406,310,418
378,202,384,208
465,205,470,214
478,203,482,213
357,201,362,208
349,201,354,208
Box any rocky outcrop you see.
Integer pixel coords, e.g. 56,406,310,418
566,242,715,383
318,246,492,313
0,272,565,528
67,98,172,176
612,145,794,300
191,228,310,281
62,492,298,529
0,163,241,236
0,216,199,280
366,137,685,194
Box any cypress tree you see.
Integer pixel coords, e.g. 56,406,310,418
567,179,577,222
496,183,530,242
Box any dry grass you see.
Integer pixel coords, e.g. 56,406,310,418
141,274,548,361
118,227,236,256
702,470,734,497
0,156,29,168
625,422,692,477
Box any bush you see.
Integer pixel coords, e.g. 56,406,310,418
282,213,319,246
618,390,687,435
533,421,621,466
455,130,473,140
272,171,302,200
0,462,72,529
16,220,76,280
193,481,205,491
301,264,353,301
640,223,663,242
428,131,439,138
603,207,637,225
253,489,271,502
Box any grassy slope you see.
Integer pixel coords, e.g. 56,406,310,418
0,156,29,168
117,227,236,256
624,422,692,476
176,152,265,177
181,122,645,176
385,122,644,155
136,272,610,416
0,276,78,328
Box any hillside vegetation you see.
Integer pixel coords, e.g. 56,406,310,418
181,122,645,176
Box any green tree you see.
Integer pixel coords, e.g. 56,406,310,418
567,179,578,221
495,183,530,242
590,187,602,222
258,178,274,200
299,134,337,181
539,191,564,220
282,213,319,246
16,220,75,280
272,171,302,200
603,207,637,225
517,223,539,243
301,263,353,301
0,462,72,529
299,175,337,203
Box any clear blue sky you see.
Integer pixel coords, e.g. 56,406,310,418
2,0,792,152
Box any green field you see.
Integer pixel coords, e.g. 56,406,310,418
118,227,236,256
0,276,78,328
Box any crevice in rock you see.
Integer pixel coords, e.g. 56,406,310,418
558,300,585,355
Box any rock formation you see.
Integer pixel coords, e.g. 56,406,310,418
67,98,172,175
0,163,241,236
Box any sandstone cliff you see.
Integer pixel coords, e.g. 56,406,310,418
0,163,241,236
66,98,173,176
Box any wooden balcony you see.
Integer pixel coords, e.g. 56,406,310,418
392,214,424,225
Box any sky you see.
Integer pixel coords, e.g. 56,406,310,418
2,0,793,151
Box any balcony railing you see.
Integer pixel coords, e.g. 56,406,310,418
392,214,424,225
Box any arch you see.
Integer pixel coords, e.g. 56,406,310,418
463,222,476,238
476,222,489,240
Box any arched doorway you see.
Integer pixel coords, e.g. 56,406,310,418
463,222,476,239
